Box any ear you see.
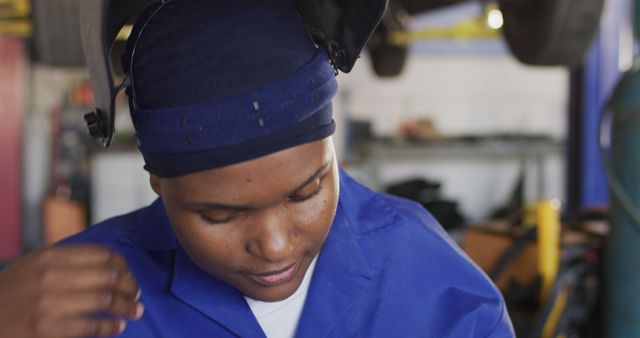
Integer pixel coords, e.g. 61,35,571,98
149,175,162,196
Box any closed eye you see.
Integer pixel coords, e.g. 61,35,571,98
289,182,323,203
199,211,244,225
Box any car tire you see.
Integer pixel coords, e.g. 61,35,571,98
369,33,409,77
368,0,410,77
32,0,85,67
499,0,604,67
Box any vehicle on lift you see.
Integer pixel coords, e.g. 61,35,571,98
371,0,605,75
1,0,605,75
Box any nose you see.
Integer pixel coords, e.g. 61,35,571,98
246,206,297,262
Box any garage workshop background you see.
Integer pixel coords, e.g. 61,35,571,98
2,0,640,337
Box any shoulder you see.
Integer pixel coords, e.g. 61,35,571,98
58,200,179,295
338,170,513,336
338,170,462,250
59,209,141,248
349,184,490,289
58,199,179,255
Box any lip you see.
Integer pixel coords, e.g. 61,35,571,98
248,262,299,286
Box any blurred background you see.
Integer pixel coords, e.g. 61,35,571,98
2,0,640,337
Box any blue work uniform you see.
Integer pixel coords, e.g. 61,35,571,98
63,170,515,337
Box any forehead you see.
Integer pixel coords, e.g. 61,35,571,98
164,139,333,201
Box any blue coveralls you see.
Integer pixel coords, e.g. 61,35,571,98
63,170,515,337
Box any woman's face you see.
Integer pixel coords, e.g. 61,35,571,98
151,138,339,301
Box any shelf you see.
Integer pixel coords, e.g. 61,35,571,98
364,137,564,161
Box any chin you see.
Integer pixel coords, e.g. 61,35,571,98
242,276,304,302
244,279,302,302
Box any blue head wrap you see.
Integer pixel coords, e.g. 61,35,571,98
123,0,338,177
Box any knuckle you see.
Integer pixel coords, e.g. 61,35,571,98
34,315,53,336
110,270,123,287
101,291,116,310
111,294,134,315
104,249,119,264
122,273,138,290
37,266,55,287
35,248,55,263
100,247,115,262
80,245,108,259
99,319,123,337
82,319,100,336
124,297,137,314
105,251,128,268
34,293,52,316
111,320,125,335
98,267,119,286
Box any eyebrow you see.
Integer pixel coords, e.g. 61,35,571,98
187,161,331,211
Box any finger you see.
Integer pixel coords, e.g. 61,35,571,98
37,246,135,292
42,290,144,321
102,251,131,274
40,266,140,299
37,317,126,338
38,245,115,267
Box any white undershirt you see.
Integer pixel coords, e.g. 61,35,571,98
245,257,318,338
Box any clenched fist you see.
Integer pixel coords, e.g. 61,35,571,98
0,245,143,338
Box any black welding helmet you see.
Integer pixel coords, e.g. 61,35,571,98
80,0,387,147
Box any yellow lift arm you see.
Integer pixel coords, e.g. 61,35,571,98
0,0,31,37
388,4,502,46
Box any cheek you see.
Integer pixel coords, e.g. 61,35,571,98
164,208,243,269
289,184,338,238
289,198,325,225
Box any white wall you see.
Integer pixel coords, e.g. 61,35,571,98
333,53,568,221
91,152,157,224
335,55,568,139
